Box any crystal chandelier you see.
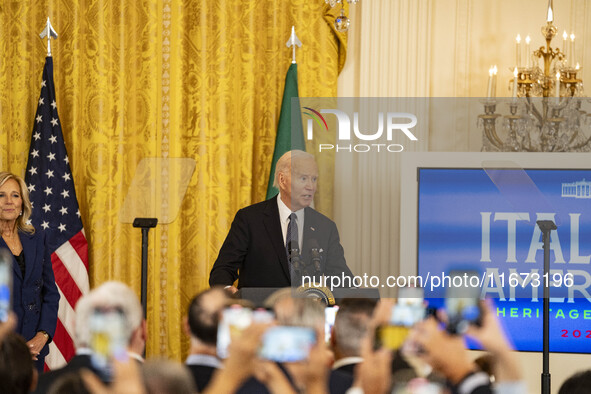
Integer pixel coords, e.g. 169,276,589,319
479,1,591,152
325,0,359,33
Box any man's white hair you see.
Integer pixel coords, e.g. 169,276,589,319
74,281,143,349
272,150,316,189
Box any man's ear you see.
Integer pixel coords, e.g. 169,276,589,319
183,316,191,337
330,325,337,349
277,172,285,188
140,319,147,342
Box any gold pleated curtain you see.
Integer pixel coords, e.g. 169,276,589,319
0,1,346,360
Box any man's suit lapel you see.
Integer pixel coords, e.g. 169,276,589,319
263,196,291,282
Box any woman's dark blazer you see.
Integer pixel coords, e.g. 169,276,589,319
0,230,60,360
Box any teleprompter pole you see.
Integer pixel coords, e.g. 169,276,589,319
133,218,158,318
536,219,556,394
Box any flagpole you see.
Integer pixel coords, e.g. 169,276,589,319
39,17,58,57
286,26,302,64
265,29,306,199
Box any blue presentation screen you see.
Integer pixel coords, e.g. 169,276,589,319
417,168,591,353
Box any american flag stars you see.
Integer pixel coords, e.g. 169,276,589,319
26,59,84,250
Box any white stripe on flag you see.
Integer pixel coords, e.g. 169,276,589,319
56,286,77,342
47,341,67,370
54,240,90,295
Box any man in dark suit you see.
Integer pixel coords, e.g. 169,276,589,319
209,150,352,293
184,287,226,392
33,281,146,393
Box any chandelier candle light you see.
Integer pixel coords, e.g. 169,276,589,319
479,0,590,152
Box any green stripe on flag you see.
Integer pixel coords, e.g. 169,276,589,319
266,63,306,199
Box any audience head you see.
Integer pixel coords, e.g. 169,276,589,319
332,298,377,359
0,332,36,394
474,354,495,383
272,293,325,332
47,372,90,394
559,370,591,394
142,359,196,394
186,286,227,346
74,281,144,351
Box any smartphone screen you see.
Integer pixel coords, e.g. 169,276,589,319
259,326,316,362
375,325,410,350
324,306,339,343
252,308,274,324
390,287,425,327
89,308,127,382
216,306,253,359
0,249,12,323
445,270,482,334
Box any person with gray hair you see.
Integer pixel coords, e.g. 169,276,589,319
142,359,196,394
209,150,353,292
330,298,377,376
33,281,146,393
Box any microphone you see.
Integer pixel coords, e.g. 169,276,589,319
309,239,322,275
287,241,302,269
293,239,336,306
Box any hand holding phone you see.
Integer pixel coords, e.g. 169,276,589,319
445,271,483,335
324,306,339,343
217,306,253,359
89,307,128,382
390,287,425,327
0,249,12,323
259,326,316,362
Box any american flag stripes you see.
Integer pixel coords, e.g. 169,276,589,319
25,57,89,370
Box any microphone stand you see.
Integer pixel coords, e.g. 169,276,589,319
537,220,556,394
288,243,302,287
310,247,322,276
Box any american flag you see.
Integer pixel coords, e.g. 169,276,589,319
24,57,89,370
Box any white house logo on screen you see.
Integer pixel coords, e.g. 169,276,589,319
303,107,418,153
561,179,591,199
